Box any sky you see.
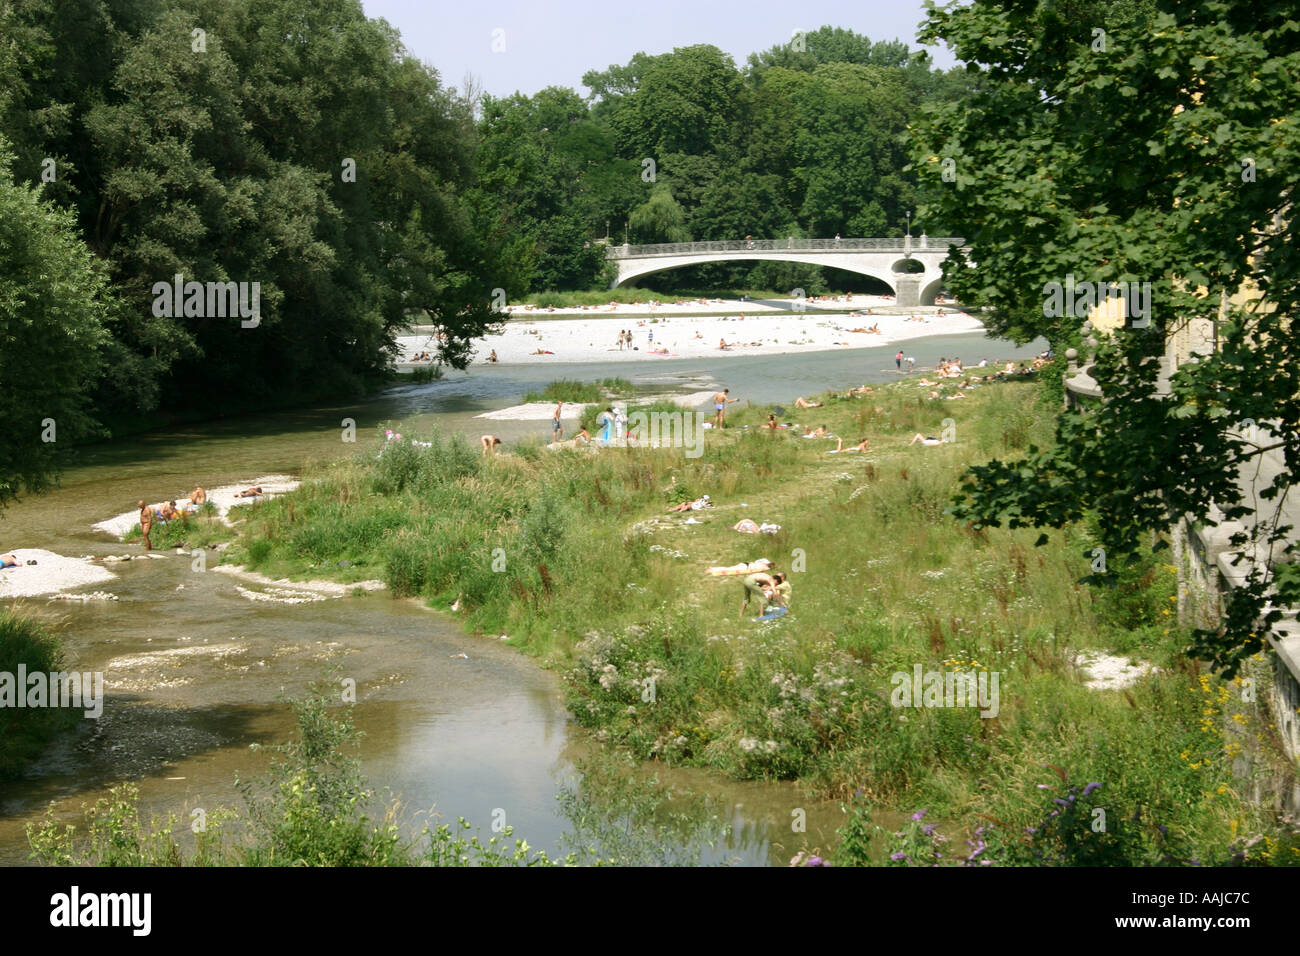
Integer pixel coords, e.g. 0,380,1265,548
359,0,958,99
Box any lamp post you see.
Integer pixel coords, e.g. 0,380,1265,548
905,210,913,256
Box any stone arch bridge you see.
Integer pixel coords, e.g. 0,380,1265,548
606,236,966,307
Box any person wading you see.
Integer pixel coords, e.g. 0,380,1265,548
138,500,153,551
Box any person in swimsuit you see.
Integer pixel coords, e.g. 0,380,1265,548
771,572,791,608
234,487,263,497
191,486,207,505
740,571,778,619
552,401,563,441
713,389,737,427
138,500,153,551
0,554,20,569
829,437,870,453
794,397,822,408
481,435,502,456
909,434,943,446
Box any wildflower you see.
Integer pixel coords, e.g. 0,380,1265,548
1081,782,1102,797
889,851,908,861
911,809,927,822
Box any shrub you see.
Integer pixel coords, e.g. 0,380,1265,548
0,611,80,780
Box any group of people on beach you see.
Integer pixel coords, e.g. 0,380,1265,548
133,484,263,550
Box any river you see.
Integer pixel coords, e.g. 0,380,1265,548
0,333,1046,866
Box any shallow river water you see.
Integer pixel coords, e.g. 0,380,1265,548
0,333,1044,866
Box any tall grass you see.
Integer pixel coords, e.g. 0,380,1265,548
27,686,561,866
0,610,81,780
521,378,634,404
220,378,1298,864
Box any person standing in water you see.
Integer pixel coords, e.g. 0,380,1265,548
552,401,563,442
138,500,153,551
896,349,904,371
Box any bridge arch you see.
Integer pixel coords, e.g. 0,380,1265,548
920,276,947,306
606,238,966,306
613,253,899,293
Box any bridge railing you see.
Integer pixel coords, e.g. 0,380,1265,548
606,237,966,258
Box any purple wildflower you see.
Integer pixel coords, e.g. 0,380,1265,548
805,856,826,867
1053,798,1070,807
911,809,927,821
1082,782,1102,797
890,851,908,861
922,824,936,836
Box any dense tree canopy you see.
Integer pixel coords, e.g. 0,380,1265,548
909,0,1300,675
0,3,967,454
0,0,505,420
0,139,112,506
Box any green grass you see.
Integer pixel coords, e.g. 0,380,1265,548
523,288,803,309
521,378,634,404
122,502,234,551
0,610,82,780
223,378,1300,865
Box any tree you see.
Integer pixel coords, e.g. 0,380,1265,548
0,139,111,507
909,0,1300,675
606,46,746,160
628,184,690,244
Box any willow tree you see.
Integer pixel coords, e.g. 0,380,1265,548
909,0,1300,675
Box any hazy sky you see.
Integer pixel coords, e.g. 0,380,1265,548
359,0,957,98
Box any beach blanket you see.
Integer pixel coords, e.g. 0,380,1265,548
753,606,789,622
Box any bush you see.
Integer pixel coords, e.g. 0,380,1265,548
0,610,81,780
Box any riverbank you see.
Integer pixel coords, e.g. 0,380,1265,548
399,298,983,366
220,371,1297,863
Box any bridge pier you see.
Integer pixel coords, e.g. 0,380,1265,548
895,276,922,309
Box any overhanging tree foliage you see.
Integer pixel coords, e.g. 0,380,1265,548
0,139,112,507
909,0,1300,675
